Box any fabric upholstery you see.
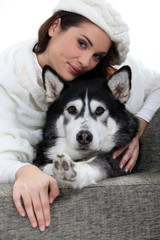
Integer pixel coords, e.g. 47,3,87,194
137,108,160,172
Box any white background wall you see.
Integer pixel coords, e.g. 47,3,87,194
0,0,160,72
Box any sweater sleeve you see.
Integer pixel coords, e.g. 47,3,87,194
0,41,46,183
124,55,160,121
0,162,30,183
136,88,160,122
136,59,160,122
0,76,35,183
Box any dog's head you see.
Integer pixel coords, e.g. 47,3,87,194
42,66,139,159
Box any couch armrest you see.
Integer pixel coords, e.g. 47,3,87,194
1,173,160,240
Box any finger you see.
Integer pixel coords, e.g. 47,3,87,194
13,186,26,217
49,177,60,204
124,151,138,172
40,191,51,227
112,145,128,159
119,150,131,170
22,192,38,229
120,145,139,172
125,144,139,172
125,159,136,172
32,194,46,232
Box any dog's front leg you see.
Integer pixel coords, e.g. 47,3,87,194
71,159,108,189
43,153,108,189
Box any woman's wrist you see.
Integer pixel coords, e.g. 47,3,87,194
15,164,38,180
137,116,148,138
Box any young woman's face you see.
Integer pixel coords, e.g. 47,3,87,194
37,19,112,81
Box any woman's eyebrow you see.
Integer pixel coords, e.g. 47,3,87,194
81,35,108,55
81,35,93,46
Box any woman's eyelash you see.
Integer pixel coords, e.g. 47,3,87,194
94,54,103,61
78,39,87,48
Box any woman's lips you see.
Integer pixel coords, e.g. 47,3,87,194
68,64,81,75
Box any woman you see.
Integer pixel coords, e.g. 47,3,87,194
0,0,160,232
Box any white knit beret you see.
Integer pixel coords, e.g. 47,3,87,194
53,0,130,65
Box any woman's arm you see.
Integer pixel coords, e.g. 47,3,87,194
112,52,160,172
0,84,60,231
0,42,60,231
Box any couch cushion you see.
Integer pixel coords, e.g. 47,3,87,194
136,108,160,172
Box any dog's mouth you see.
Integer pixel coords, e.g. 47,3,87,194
75,144,98,152
76,145,90,151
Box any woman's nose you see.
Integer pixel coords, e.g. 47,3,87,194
78,53,92,68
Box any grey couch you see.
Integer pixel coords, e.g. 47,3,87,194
0,109,160,240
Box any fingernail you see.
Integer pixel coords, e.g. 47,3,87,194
49,197,54,204
46,221,50,227
20,212,25,217
120,164,123,169
112,155,116,159
31,222,37,228
39,225,45,232
125,168,128,173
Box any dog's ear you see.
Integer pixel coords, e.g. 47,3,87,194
108,66,131,104
42,65,64,103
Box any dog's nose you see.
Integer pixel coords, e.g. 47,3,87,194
76,131,93,145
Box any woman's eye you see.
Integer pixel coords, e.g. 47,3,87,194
67,106,77,115
95,107,105,116
94,54,103,61
78,39,87,48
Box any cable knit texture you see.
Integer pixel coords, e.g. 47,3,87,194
53,0,130,65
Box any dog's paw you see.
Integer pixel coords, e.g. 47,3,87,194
52,153,77,182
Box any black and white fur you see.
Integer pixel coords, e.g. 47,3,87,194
34,66,139,189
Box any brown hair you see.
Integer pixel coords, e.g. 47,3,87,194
33,11,118,79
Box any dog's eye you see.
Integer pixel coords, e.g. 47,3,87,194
95,107,105,116
67,106,77,115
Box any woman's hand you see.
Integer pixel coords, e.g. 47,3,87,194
113,135,140,172
112,117,148,172
13,165,59,231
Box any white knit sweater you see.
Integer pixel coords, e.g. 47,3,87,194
0,39,160,183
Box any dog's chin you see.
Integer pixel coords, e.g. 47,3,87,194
76,146,90,151
75,144,98,152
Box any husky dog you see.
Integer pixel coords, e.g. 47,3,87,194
34,65,139,189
